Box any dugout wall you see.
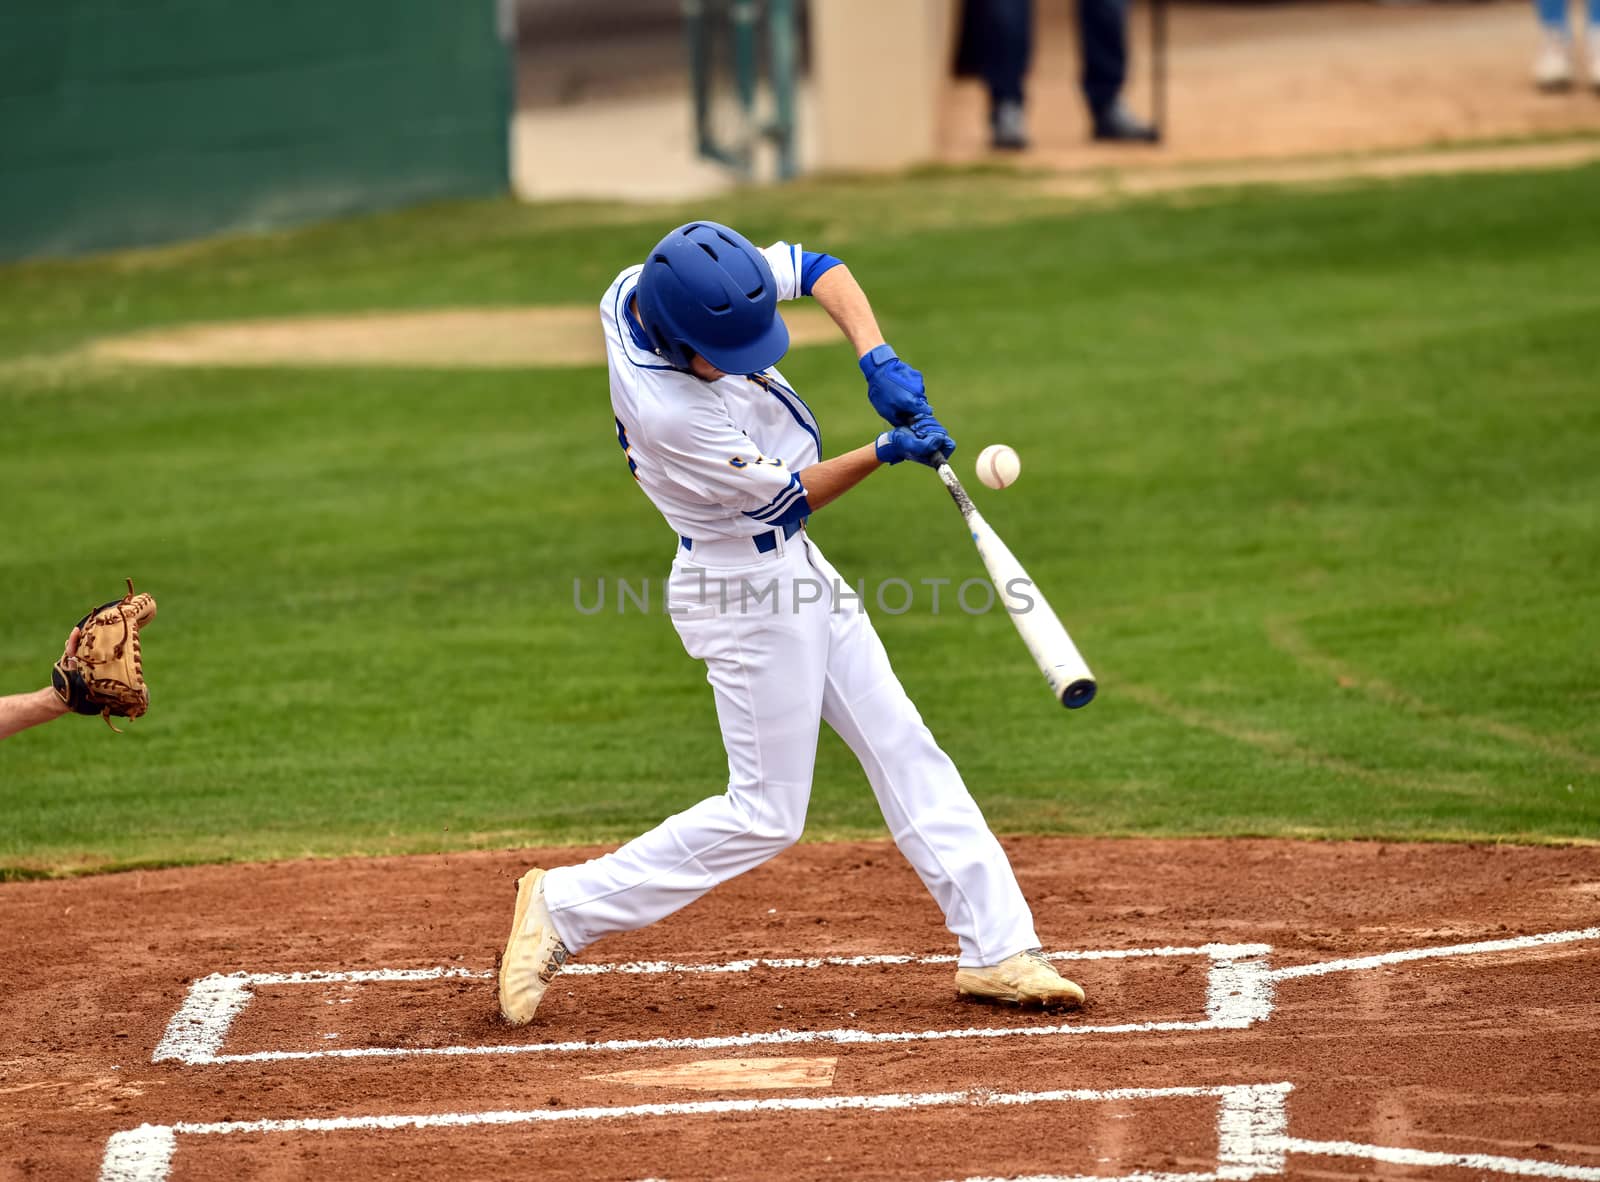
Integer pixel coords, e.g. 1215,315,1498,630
0,0,511,261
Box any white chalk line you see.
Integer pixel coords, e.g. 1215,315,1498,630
956,1141,1600,1182
149,975,253,1064
97,1082,1600,1182
1265,925,1600,981
155,943,1268,1066
149,927,1600,1068
179,1082,1281,1134
240,944,1269,986
200,1017,1248,1065
97,1124,176,1182
119,926,1600,1181
1283,1138,1600,1181
98,1084,1292,1182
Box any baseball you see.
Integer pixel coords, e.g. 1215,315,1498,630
976,444,1021,490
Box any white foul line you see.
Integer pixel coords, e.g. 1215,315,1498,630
1266,926,1600,981
155,943,1269,1066
1283,1138,1600,1181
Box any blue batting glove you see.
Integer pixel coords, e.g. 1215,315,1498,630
875,415,956,467
911,413,956,462
860,344,931,428
908,411,952,445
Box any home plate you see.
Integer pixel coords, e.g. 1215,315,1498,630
584,1056,837,1091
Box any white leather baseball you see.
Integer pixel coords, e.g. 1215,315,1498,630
976,444,1021,490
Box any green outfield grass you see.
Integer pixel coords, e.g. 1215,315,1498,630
2,164,1597,875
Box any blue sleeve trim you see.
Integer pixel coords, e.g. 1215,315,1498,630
747,484,804,523
744,472,804,521
800,251,843,296
767,494,812,528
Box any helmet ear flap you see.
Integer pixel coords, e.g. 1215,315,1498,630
645,320,693,370
636,220,785,375
634,260,693,370
651,328,693,370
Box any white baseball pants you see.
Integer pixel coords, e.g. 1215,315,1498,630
542,531,1040,967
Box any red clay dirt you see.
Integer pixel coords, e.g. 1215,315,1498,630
2,838,1597,1180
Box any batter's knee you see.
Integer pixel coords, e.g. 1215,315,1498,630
726,781,809,853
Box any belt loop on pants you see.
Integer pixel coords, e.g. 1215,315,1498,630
678,518,805,562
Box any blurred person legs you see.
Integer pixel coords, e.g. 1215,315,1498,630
1533,0,1575,89
1591,0,1600,89
981,0,1035,149
1079,0,1158,141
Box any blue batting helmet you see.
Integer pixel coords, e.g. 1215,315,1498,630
635,221,789,375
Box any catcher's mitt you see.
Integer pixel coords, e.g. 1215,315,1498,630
52,579,157,731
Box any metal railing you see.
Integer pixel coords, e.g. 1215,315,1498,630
683,0,800,181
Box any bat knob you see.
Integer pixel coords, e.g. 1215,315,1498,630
1060,679,1097,710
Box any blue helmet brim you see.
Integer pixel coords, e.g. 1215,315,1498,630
695,311,790,376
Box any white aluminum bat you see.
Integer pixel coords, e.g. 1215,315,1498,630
934,456,1097,709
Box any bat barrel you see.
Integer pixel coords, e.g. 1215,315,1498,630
933,450,1097,712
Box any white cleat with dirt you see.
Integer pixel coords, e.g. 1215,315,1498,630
1533,32,1575,90
955,948,1087,1008
498,868,571,1025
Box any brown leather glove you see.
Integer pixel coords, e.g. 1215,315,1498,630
52,580,157,731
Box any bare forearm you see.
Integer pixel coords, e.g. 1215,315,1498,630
799,443,883,512
810,265,886,360
0,688,67,741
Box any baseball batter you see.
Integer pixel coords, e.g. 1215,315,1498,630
499,222,1083,1021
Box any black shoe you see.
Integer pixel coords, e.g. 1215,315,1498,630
990,100,1030,151
1092,104,1159,143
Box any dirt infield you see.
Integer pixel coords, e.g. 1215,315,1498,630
85,303,843,371
3,838,1598,1180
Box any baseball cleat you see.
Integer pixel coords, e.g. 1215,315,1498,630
498,868,571,1025
1533,32,1575,90
955,948,1086,1008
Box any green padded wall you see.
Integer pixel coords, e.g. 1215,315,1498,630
0,1,510,260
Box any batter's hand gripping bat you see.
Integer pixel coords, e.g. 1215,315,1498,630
933,455,1097,709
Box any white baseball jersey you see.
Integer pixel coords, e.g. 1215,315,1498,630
600,242,821,542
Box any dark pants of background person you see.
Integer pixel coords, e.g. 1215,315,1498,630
980,0,1131,121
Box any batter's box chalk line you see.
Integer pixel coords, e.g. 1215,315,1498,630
151,942,1275,1067
100,1084,1288,1182
97,1082,1600,1182
152,925,1600,1068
